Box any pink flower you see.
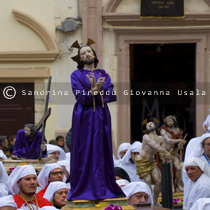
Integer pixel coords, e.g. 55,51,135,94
9,167,15,173
173,199,183,205
104,204,122,210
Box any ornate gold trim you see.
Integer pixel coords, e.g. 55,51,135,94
0,10,59,62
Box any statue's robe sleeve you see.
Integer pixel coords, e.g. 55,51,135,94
13,129,47,159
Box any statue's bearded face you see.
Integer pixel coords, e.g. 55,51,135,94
79,46,95,65
24,127,31,137
146,122,157,134
146,122,155,130
166,118,174,128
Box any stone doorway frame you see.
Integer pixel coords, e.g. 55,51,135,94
103,0,210,150
0,67,50,125
114,31,209,146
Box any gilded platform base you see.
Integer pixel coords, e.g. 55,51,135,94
3,154,56,173
62,198,135,210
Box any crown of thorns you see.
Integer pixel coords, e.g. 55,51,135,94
163,115,177,123
71,38,95,62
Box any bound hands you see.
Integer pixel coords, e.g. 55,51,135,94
40,144,46,151
164,152,172,161
177,140,187,150
86,72,106,93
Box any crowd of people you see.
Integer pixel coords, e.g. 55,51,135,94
2,43,210,210
112,132,210,209
0,131,71,210
0,138,152,209
0,135,16,158
1,123,210,209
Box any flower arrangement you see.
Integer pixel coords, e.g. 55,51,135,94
104,204,122,210
9,167,15,173
6,167,15,174
173,199,183,205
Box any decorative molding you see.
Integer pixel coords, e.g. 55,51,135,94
12,10,58,51
204,0,210,7
103,0,210,145
0,67,50,138
82,0,103,68
103,13,210,27
104,0,210,12
0,10,59,62
0,67,50,81
114,31,209,144
0,51,59,62
103,0,122,13
103,0,210,27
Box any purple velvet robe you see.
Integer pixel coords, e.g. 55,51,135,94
67,69,125,201
13,129,47,159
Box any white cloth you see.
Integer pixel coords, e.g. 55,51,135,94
113,154,117,162
118,141,142,182
122,181,153,206
119,163,142,182
43,181,68,202
7,165,36,195
0,195,17,207
184,134,210,163
0,149,7,160
0,161,8,185
46,144,66,161
36,186,42,193
0,183,9,198
113,156,121,167
66,182,71,189
199,155,210,169
117,142,131,159
185,157,210,177
183,134,210,193
191,198,210,210
37,163,66,189
121,141,142,164
40,206,58,210
183,156,210,196
203,114,210,133
57,160,70,175
57,160,71,189
116,179,130,187
183,173,210,210
18,203,40,210
65,152,70,161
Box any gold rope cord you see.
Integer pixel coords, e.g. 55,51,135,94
18,194,38,210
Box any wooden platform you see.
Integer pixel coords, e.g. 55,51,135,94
62,198,135,210
62,198,175,210
3,154,56,173
158,192,183,203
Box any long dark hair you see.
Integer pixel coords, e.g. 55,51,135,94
77,45,99,69
24,124,38,140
